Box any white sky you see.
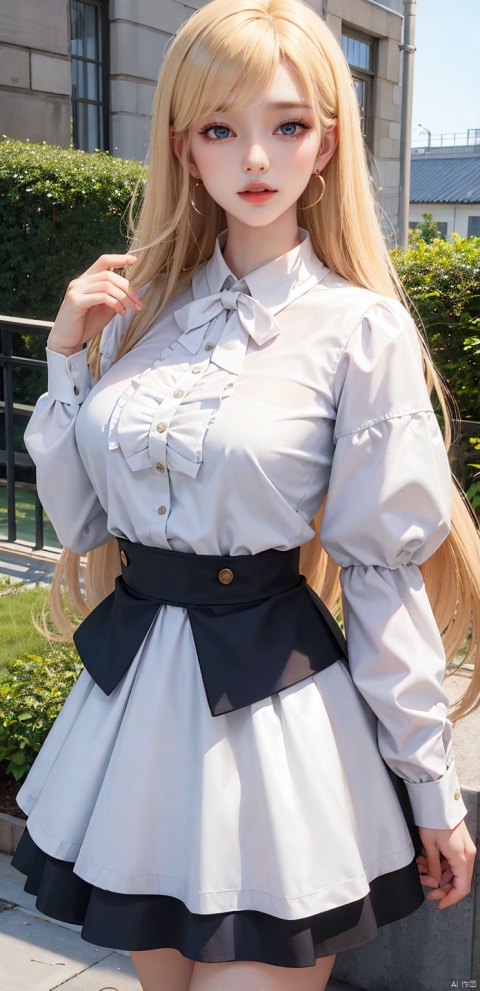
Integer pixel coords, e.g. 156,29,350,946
411,0,480,140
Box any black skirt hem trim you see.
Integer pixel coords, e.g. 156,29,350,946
12,829,425,968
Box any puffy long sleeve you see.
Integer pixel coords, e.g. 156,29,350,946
24,338,114,555
320,298,467,829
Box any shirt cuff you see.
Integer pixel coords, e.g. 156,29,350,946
46,347,91,404
404,760,468,828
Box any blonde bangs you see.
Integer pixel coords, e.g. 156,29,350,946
169,0,338,135
171,12,279,132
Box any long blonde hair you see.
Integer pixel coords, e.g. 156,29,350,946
48,0,480,720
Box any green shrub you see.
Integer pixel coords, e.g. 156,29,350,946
0,137,145,403
0,649,82,781
0,137,144,320
391,235,480,423
0,576,24,593
466,436,480,512
408,212,446,244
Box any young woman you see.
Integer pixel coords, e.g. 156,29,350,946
13,2,479,989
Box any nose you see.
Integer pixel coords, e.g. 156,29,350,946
241,143,269,173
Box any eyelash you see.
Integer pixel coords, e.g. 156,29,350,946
198,119,312,141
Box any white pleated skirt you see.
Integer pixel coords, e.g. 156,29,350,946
16,603,417,923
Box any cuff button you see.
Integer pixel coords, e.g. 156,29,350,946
120,549,129,567
454,789,461,800
74,386,79,396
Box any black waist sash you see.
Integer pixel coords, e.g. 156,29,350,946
73,539,348,716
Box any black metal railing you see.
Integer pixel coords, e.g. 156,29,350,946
0,314,53,549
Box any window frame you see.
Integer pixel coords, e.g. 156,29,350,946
467,215,480,237
70,0,110,152
341,27,375,150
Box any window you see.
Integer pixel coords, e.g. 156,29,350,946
341,35,373,73
341,32,374,146
70,0,109,151
467,216,480,237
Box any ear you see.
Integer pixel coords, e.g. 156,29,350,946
315,122,339,172
170,126,200,178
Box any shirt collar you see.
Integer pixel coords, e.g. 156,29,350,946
192,228,329,314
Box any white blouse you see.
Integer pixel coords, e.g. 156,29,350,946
24,229,467,832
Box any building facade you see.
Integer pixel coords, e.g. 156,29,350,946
409,133,480,239
0,0,404,230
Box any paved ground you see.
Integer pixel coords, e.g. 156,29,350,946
0,851,140,991
0,539,60,586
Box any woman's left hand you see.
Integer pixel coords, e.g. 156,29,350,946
416,820,477,909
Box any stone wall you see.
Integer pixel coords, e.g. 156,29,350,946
109,0,207,160
0,0,71,147
324,0,403,234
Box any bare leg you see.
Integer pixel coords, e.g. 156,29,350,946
129,948,195,991
189,955,336,991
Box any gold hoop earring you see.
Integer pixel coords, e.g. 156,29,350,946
190,177,207,217
298,170,326,210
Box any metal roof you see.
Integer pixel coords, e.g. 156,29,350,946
410,156,480,203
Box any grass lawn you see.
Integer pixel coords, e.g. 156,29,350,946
0,585,55,678
0,483,61,549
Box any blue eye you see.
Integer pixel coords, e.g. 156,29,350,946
279,122,299,136
212,125,231,139
201,124,232,140
276,120,310,137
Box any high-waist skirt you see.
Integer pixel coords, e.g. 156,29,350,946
12,540,425,967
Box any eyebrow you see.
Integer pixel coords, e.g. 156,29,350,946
265,102,312,111
219,101,312,113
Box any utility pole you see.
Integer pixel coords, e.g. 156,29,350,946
398,0,416,249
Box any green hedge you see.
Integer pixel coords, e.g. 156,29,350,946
0,136,144,320
0,649,83,782
391,234,480,423
0,137,144,404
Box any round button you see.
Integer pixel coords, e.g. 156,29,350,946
218,568,234,585
454,789,461,800
192,367,201,374
156,463,165,473
173,389,184,398
156,422,167,433
120,549,129,567
73,386,79,396
158,505,167,515
205,342,214,351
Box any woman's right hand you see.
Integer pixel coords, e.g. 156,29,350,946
47,254,144,357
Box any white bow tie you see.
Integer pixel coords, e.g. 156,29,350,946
172,279,282,375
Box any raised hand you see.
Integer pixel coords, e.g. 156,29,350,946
47,254,143,357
